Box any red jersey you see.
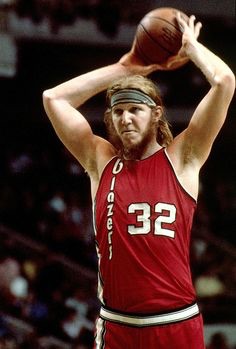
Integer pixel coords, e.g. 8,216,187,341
94,148,197,314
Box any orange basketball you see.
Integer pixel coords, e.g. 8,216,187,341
133,7,189,65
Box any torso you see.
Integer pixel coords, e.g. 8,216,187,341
93,148,197,313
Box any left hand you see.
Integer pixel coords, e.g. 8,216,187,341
176,13,202,57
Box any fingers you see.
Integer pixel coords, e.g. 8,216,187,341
176,11,187,32
194,21,202,39
188,15,196,30
176,12,202,39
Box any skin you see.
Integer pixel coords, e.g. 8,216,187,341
111,103,162,160
43,14,235,202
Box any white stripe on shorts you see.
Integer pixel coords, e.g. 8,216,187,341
100,303,199,327
95,317,106,349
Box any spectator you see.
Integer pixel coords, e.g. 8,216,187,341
207,332,230,349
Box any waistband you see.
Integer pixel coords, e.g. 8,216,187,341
100,302,200,327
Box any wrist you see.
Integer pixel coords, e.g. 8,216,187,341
182,39,200,59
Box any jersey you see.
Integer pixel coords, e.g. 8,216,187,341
94,148,197,314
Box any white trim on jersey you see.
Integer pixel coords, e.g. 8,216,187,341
164,148,197,202
93,201,105,305
100,303,199,327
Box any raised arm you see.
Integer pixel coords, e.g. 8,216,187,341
172,14,235,168
42,41,184,187
43,63,128,180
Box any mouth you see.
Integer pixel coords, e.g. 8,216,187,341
121,130,137,134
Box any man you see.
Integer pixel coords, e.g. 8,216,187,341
43,13,235,349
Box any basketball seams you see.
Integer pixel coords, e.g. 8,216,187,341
135,24,176,63
139,23,178,54
143,15,182,32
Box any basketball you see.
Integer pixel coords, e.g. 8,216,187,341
133,7,189,65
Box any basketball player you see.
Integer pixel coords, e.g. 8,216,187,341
43,13,235,349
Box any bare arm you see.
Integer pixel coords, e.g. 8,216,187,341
170,14,235,170
42,43,184,183
43,63,128,177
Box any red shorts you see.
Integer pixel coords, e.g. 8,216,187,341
94,314,205,349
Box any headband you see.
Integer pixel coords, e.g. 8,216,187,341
110,88,156,108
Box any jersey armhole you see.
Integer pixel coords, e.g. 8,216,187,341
164,148,197,203
93,156,118,202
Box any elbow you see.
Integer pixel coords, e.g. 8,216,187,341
222,70,235,89
42,88,60,118
227,70,235,93
216,70,235,95
42,88,56,107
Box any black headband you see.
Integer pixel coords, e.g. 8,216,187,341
110,89,156,108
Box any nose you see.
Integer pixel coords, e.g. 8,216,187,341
121,110,132,125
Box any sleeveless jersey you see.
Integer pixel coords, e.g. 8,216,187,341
94,148,197,314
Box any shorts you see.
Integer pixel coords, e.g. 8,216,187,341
94,304,205,349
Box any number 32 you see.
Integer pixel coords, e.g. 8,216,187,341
128,202,176,238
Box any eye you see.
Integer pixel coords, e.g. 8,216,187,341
129,106,140,114
113,108,123,117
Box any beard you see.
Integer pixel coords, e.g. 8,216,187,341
107,119,157,161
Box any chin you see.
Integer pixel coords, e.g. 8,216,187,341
122,135,141,147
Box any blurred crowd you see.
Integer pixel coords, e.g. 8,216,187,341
0,238,98,348
12,0,153,37
0,138,96,266
0,135,100,348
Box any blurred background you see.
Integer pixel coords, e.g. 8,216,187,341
0,0,235,348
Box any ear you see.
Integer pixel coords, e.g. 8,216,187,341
152,106,163,122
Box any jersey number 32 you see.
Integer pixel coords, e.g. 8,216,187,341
128,202,176,238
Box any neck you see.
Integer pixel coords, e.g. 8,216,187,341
139,141,162,160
